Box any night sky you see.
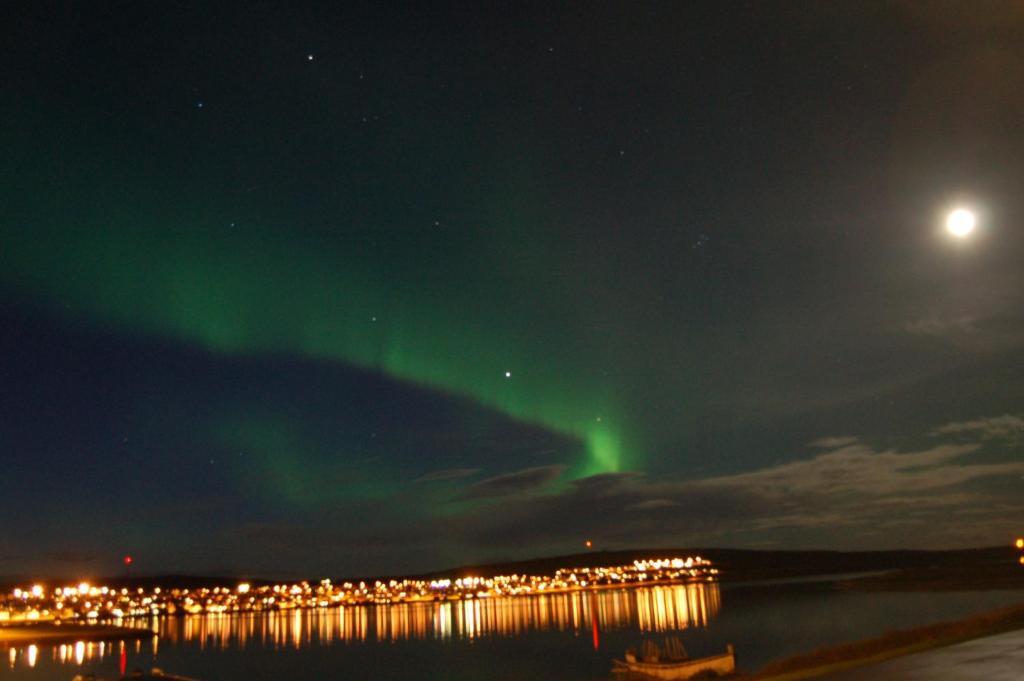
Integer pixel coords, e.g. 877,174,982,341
2,2,1023,579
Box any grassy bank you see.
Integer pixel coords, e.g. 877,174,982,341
746,601,1024,680
0,623,153,644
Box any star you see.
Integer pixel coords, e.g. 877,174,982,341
504,371,512,378
307,54,315,61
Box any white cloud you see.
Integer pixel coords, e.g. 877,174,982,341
459,465,565,500
627,499,681,511
695,442,1013,497
453,427,1024,550
932,414,1024,440
807,435,859,449
415,468,481,483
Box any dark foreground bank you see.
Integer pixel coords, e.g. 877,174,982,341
746,602,1024,680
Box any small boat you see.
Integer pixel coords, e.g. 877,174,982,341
613,640,736,680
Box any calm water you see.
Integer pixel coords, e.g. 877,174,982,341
4,582,1021,680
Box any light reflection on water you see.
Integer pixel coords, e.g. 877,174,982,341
4,582,720,669
7,639,136,671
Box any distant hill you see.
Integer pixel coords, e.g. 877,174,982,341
5,546,1017,590
0,574,275,592
403,546,1018,583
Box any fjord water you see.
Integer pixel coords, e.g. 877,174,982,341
5,582,1020,681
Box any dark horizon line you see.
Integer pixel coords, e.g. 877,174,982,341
4,544,1016,588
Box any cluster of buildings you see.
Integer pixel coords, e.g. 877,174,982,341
0,556,715,624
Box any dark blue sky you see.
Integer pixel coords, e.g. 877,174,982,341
1,2,1023,578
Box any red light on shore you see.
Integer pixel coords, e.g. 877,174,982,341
124,555,133,566
585,540,593,549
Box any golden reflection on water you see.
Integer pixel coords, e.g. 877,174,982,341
5,583,720,668
161,583,720,649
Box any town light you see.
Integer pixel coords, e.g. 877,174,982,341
0,556,716,622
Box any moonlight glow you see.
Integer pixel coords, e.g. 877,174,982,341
945,208,977,238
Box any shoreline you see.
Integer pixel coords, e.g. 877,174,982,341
4,567,1022,675
0,623,154,645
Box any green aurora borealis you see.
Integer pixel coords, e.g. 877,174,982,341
3,224,625,478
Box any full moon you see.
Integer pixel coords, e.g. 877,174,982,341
945,208,976,238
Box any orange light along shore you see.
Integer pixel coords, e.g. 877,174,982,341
0,557,716,623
